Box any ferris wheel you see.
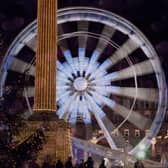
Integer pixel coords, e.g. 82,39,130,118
0,7,167,157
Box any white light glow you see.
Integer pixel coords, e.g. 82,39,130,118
73,77,88,91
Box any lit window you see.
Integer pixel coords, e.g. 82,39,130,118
135,129,140,137
124,129,129,137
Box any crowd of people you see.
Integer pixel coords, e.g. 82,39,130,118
18,156,145,168
21,156,105,168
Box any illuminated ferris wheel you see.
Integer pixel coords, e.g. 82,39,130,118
0,7,167,157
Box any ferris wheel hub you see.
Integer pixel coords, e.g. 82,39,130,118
73,77,88,91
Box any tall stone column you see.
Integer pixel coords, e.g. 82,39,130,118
31,0,72,164
34,0,57,113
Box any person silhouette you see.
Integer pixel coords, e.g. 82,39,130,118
79,159,85,168
85,156,94,168
56,159,64,168
134,160,144,168
65,156,73,168
99,159,106,168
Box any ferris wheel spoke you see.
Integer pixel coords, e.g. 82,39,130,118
112,103,152,130
94,60,155,83
85,93,117,149
56,86,69,96
78,48,87,75
90,59,111,79
57,69,67,79
92,86,110,97
62,94,79,121
92,79,111,86
110,60,155,81
85,50,100,76
56,85,69,90
113,87,158,103
57,60,73,78
57,90,69,100
96,116,126,147
9,58,35,76
56,83,69,88
85,26,115,76
56,93,77,118
57,93,70,106
24,32,37,52
66,95,79,123
90,91,104,106
63,50,78,75
93,86,158,103
73,57,80,73
56,76,70,83
109,38,139,66
78,21,89,49
78,22,89,75
58,25,77,75
56,87,72,102
95,25,115,54
91,91,151,130
56,79,70,87
91,91,115,108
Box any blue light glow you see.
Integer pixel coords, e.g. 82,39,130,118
74,57,80,72
63,62,74,75
78,48,85,58
93,72,118,84
78,48,85,75
85,93,105,118
57,60,72,78
63,50,77,74
56,50,116,124
86,50,100,75
57,93,76,118
56,90,71,102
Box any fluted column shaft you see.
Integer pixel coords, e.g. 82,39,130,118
34,0,57,112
